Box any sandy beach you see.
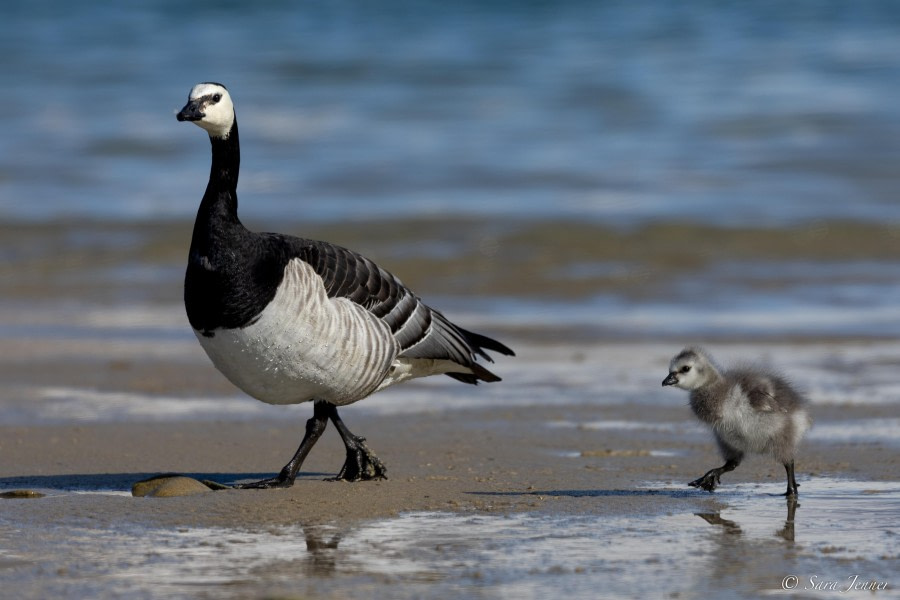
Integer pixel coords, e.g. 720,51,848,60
1,335,898,599
1,399,898,525
4,4,900,595
1,219,898,598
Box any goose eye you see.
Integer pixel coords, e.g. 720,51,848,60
212,94,222,102
680,365,691,373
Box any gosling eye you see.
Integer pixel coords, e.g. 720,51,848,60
680,365,691,373
212,93,222,102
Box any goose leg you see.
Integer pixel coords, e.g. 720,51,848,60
689,457,742,492
236,401,330,489
324,403,387,482
783,460,799,498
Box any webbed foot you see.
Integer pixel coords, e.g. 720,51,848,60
235,468,296,489
328,435,387,482
689,470,721,492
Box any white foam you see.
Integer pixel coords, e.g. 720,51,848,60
807,419,900,445
0,303,187,331
450,300,900,338
24,386,269,423
548,419,702,433
4,340,899,424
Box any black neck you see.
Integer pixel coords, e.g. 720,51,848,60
191,119,244,252
208,120,240,195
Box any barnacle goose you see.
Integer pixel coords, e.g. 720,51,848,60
662,347,811,497
176,82,513,488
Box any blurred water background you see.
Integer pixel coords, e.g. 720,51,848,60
2,1,900,347
2,7,899,598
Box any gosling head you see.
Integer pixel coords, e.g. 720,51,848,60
176,82,235,139
662,347,718,390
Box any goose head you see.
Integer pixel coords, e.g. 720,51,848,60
177,82,235,139
662,347,717,390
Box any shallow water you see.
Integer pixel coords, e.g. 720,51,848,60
4,4,900,348
3,340,899,426
1,478,895,599
4,219,900,345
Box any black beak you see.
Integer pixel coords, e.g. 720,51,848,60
176,99,204,122
662,373,678,387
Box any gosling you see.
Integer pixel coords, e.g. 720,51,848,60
662,347,811,497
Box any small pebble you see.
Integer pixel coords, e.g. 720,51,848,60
132,475,219,498
0,490,45,499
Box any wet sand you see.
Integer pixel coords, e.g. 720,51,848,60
1,402,897,526
1,361,898,599
4,218,900,307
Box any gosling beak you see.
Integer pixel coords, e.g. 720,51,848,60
662,373,678,387
176,99,204,122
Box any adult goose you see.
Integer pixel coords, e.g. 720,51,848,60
176,82,513,488
662,347,811,497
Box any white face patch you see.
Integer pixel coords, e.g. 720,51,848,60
668,353,710,390
187,83,234,139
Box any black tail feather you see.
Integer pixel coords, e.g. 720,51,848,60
457,326,515,362
446,362,502,385
444,327,512,385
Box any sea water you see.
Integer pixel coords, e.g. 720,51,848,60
1,5,899,598
0,478,896,599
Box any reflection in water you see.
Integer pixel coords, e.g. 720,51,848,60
696,498,799,542
775,499,798,542
692,498,803,594
304,526,342,576
0,480,894,599
696,512,743,535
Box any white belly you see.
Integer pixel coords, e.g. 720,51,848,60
716,384,785,455
196,259,399,406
